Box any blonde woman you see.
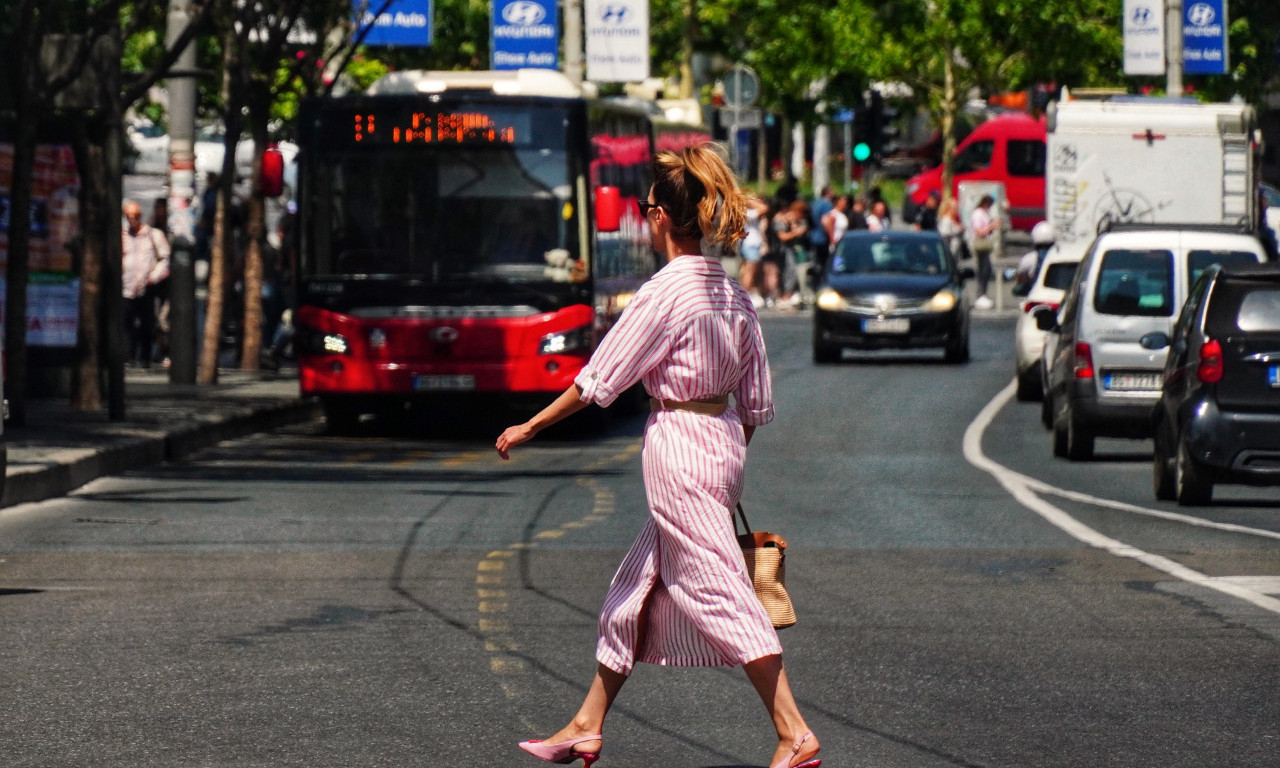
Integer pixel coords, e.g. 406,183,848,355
498,144,820,768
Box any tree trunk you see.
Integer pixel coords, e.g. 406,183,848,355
70,120,106,410
239,101,269,372
198,32,239,385
940,46,957,204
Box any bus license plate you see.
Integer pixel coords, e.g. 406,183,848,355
1104,372,1161,391
863,317,909,334
413,375,475,391
1269,366,1280,388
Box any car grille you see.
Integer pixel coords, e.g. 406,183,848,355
846,294,932,314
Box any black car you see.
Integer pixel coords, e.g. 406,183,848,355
1149,262,1280,505
812,230,972,363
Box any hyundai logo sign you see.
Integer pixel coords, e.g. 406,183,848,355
503,1,547,25
1130,5,1152,25
598,3,630,23
1186,3,1215,27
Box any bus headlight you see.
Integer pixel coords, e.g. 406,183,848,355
322,333,350,355
926,289,958,312
816,288,848,312
538,326,590,355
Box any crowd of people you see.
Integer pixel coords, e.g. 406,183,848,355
732,181,1007,310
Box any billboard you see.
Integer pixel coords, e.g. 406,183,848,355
1183,0,1228,75
1123,0,1165,76
355,0,433,47
585,0,649,83
491,0,558,70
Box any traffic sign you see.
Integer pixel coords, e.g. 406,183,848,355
719,106,762,129
722,65,760,108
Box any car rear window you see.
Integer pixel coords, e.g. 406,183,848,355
1187,249,1260,285
1042,262,1078,291
1207,285,1280,334
1093,249,1174,316
1007,140,1046,177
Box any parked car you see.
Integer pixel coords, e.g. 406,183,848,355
903,113,1046,232
1148,262,1280,504
1014,249,1081,401
1037,224,1269,460
125,121,298,191
812,230,973,364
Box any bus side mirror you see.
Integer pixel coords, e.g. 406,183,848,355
260,144,285,197
595,186,621,233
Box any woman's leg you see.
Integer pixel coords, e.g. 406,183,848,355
744,654,819,767
539,663,628,754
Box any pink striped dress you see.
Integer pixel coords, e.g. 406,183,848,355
575,255,780,675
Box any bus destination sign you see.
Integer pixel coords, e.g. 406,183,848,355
349,110,524,145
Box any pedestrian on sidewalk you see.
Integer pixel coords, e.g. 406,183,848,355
496,143,821,768
122,199,170,368
967,194,999,309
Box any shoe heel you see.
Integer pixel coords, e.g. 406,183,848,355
579,754,599,768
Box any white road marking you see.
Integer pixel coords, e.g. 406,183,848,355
964,381,1280,616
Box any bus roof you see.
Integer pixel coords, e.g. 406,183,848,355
366,69,596,99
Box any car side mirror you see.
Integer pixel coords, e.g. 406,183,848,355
958,265,975,282
1033,305,1057,331
595,186,622,233
1140,331,1170,350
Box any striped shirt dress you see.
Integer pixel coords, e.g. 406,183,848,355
575,255,781,675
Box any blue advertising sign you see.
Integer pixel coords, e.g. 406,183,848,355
355,0,433,47
492,0,558,70
1183,0,1228,75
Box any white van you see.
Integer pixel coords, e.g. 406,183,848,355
1037,224,1269,460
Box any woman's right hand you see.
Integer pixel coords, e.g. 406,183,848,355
495,423,535,460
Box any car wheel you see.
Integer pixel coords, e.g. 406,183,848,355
1065,405,1094,461
1015,366,1041,401
1175,439,1213,506
943,333,970,364
813,340,841,364
322,400,361,434
1052,414,1069,458
1152,421,1176,501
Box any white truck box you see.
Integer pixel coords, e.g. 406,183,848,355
1047,92,1257,261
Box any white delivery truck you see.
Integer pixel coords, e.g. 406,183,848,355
1046,89,1259,261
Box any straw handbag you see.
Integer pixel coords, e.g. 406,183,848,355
735,503,797,629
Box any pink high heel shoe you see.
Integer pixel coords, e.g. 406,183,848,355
517,734,603,768
771,731,820,768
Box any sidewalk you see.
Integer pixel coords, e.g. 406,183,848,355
1,367,319,509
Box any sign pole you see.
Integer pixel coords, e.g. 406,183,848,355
1166,0,1183,96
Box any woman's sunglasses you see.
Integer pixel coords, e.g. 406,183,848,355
637,200,662,217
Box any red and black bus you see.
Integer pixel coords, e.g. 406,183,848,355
294,70,689,428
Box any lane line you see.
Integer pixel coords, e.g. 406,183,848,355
964,381,1280,616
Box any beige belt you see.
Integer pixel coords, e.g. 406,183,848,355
649,395,730,416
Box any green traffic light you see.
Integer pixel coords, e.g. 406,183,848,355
853,142,871,162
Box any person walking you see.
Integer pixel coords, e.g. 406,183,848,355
968,194,999,309
496,144,820,768
121,199,170,367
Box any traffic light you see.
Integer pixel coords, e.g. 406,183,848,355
852,95,872,164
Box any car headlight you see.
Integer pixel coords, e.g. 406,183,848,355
926,289,958,312
815,288,848,311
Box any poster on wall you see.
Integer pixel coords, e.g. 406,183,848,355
0,142,81,348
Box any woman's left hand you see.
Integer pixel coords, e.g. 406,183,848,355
496,423,535,460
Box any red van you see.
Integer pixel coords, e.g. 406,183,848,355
903,113,1046,232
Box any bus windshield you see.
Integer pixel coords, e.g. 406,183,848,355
302,103,579,284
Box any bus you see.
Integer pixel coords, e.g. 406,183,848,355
294,69,676,428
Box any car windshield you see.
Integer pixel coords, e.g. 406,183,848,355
831,237,949,275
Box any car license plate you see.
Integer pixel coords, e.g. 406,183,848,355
1103,372,1161,391
413,374,475,391
1269,366,1280,388
863,317,909,334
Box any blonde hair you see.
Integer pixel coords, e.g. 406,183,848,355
652,143,747,254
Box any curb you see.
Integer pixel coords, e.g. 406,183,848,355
1,398,322,510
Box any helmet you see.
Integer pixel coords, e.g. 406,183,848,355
1031,221,1054,246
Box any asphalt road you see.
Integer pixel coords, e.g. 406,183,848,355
1,313,1278,768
